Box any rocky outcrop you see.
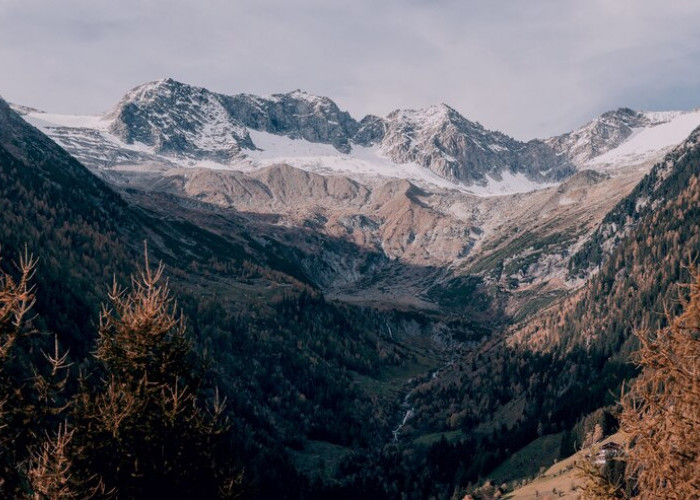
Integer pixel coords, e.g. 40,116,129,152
371,104,573,185
221,90,359,153
108,79,255,162
545,107,674,167
104,79,573,186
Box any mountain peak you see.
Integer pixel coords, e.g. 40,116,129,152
278,89,339,111
108,78,253,160
378,102,572,185
386,103,464,131
286,88,312,98
602,107,638,118
545,106,700,168
113,79,222,115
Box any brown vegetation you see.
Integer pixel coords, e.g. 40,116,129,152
0,246,243,498
579,269,700,499
619,269,700,499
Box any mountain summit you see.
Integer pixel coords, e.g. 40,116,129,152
23,78,578,192
17,79,700,195
374,103,573,184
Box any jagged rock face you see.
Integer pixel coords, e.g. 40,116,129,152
353,115,386,146
222,91,359,153
103,79,573,186
110,80,361,155
374,105,573,185
109,78,255,162
518,140,576,180
546,107,657,166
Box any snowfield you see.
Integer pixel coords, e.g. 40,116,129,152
247,130,554,196
17,104,700,198
21,110,557,197
586,109,700,169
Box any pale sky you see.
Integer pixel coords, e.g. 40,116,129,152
1,0,699,139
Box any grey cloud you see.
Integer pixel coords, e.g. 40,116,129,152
0,0,699,139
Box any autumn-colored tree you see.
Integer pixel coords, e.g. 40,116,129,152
0,246,35,360
73,254,242,499
26,423,79,499
0,247,38,495
0,247,86,499
619,269,700,499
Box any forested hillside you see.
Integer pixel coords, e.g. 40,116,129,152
376,126,700,496
0,97,498,498
2,85,699,497
0,98,138,352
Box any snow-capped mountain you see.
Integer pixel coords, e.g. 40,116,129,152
221,87,359,153
108,78,255,162
17,79,700,196
373,104,573,185
19,78,572,194
546,107,700,170
13,79,700,309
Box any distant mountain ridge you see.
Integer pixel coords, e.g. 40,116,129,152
18,78,700,198
373,103,572,185
546,106,700,170
546,107,659,166
13,80,700,305
18,78,574,189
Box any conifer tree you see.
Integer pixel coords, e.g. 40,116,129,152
73,253,242,498
0,248,38,496
0,248,85,498
619,269,700,499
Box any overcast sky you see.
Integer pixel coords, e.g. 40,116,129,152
1,0,699,139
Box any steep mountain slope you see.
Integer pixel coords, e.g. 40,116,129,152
16,81,700,316
547,106,700,170
108,78,255,161
0,97,138,350
0,95,315,306
221,87,359,153
546,107,664,166
375,104,573,185
514,126,700,352
397,126,700,494
0,94,307,346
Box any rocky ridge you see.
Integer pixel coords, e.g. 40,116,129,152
29,78,573,188
15,81,700,311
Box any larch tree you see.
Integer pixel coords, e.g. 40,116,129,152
72,253,243,499
0,247,38,496
619,268,700,499
0,247,86,499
